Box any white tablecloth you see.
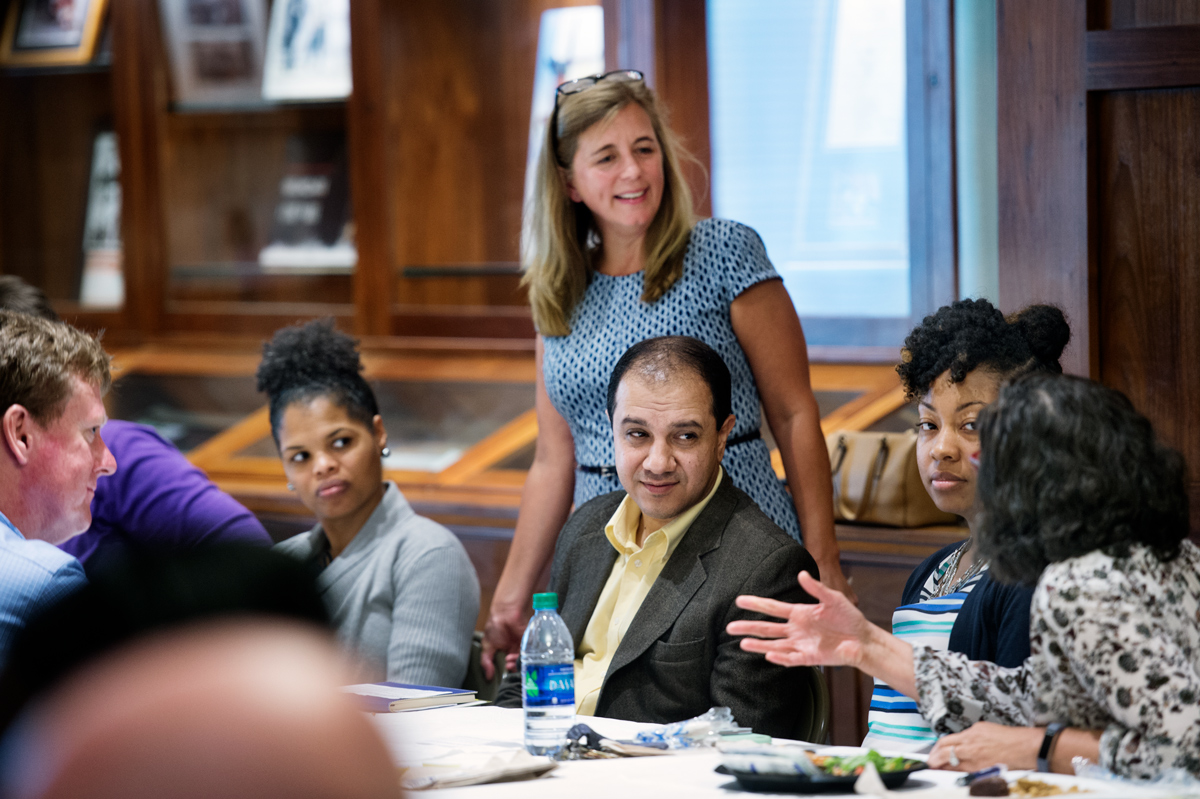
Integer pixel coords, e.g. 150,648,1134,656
371,706,1174,797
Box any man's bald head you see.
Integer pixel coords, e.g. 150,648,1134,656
5,621,402,799
605,336,733,427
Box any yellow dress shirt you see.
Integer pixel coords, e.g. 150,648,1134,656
573,468,724,715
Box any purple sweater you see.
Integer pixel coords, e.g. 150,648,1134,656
60,421,272,569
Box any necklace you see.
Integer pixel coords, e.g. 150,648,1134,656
933,540,987,598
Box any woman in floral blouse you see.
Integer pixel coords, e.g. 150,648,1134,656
730,374,1200,780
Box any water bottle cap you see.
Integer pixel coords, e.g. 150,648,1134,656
532,592,558,611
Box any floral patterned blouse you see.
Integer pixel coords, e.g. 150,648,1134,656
914,540,1200,780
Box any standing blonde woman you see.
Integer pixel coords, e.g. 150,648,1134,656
481,71,850,674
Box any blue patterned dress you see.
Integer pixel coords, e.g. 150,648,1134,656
541,218,803,542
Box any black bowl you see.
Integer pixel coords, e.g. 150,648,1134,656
715,762,927,794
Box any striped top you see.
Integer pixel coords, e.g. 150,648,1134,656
861,551,985,752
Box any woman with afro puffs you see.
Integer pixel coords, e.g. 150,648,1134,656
259,320,480,688
857,299,1069,754
731,301,1200,780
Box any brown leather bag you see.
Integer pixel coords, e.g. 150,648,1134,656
825,430,959,528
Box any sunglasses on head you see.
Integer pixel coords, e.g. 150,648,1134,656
550,70,645,166
554,69,644,106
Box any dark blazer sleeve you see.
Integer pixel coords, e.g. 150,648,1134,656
711,539,818,739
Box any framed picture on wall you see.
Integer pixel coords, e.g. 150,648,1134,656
262,0,351,101
0,0,109,66
158,0,268,107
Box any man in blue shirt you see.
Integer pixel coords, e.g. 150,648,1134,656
0,311,116,664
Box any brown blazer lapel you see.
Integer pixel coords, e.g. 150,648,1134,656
601,478,738,681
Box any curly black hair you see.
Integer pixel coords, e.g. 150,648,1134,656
975,373,1189,586
255,319,379,444
897,298,1070,401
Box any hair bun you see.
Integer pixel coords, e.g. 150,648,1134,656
255,319,363,399
1009,304,1070,371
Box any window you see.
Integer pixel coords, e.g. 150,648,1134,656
708,0,954,354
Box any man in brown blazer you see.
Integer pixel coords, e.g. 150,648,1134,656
499,336,818,738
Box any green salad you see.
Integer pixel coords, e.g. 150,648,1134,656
808,750,920,777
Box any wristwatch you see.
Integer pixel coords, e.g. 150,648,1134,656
1037,722,1067,772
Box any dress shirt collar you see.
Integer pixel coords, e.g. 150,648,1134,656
604,468,724,564
0,510,21,540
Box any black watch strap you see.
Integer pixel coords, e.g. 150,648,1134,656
1038,722,1067,772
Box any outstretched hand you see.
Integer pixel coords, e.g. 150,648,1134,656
727,570,875,669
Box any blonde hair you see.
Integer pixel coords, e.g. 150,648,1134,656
0,311,111,423
521,79,696,336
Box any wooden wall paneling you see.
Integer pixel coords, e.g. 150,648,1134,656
1000,4,1200,534
996,0,1093,377
150,304,354,338
347,0,395,337
653,0,712,217
168,270,353,305
1087,25,1200,90
160,110,343,274
384,2,497,287
379,0,577,341
1095,88,1200,534
0,77,50,291
1099,0,1200,28
110,0,169,336
906,0,958,318
825,665,875,746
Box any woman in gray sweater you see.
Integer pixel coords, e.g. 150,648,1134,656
259,320,479,688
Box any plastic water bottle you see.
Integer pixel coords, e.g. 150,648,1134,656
521,592,575,755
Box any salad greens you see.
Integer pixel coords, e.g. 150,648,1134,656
809,750,919,776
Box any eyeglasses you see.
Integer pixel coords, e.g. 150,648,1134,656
550,70,645,166
554,69,644,107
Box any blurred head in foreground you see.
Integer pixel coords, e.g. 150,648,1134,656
3,620,402,799
0,546,330,733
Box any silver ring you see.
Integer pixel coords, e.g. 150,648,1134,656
948,746,960,767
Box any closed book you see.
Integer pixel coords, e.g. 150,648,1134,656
342,682,476,713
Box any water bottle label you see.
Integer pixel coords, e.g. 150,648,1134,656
523,663,575,707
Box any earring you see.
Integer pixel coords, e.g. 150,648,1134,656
381,447,391,458
286,483,295,491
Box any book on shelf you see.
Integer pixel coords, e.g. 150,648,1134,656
79,130,123,308
262,0,351,101
159,0,268,107
341,682,477,713
258,131,356,270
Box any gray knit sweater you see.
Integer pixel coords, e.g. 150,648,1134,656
275,482,479,688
